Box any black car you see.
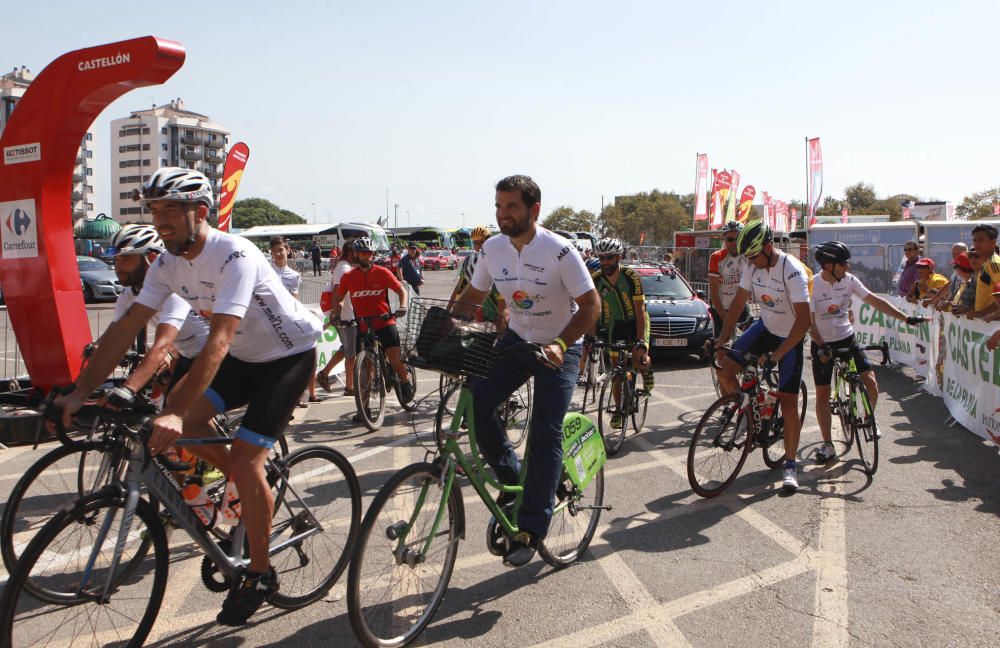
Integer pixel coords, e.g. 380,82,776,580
632,265,712,356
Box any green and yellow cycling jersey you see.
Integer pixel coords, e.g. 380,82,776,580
592,266,646,331
454,252,503,322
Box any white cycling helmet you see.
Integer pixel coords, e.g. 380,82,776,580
139,167,214,208
594,237,625,256
107,224,165,257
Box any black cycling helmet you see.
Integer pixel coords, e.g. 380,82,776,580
722,220,744,233
814,241,851,266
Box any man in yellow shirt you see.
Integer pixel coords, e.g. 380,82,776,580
907,258,948,305
971,224,1000,319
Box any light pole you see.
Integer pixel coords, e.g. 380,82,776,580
394,203,399,229
406,211,410,226
461,212,465,228
311,202,316,224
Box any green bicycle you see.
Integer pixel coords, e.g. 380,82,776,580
828,340,890,475
346,298,609,648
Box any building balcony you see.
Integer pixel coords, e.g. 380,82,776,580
71,191,83,201
205,151,224,163
204,138,225,149
204,167,223,179
72,172,84,182
181,149,202,161
181,134,202,145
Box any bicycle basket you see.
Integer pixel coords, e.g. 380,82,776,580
403,298,498,378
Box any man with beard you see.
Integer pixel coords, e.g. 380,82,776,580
454,174,600,568
591,237,653,431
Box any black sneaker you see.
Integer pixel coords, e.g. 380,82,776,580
216,567,279,626
400,380,416,404
503,531,537,568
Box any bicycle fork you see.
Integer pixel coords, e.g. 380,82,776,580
389,461,460,567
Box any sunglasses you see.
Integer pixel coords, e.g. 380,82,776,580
904,247,918,252
598,254,619,261
744,253,760,261
724,237,738,243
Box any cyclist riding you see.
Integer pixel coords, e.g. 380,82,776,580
328,236,415,410
591,237,653,429
714,219,811,494
101,224,210,401
708,220,751,338
454,174,600,568
53,167,323,626
809,241,919,462
449,225,507,325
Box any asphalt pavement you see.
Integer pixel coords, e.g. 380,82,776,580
1,267,998,647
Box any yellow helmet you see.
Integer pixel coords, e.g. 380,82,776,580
471,226,491,242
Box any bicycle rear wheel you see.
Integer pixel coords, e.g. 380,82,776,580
598,370,629,456
500,376,532,449
0,492,169,648
831,370,854,453
761,380,807,469
395,363,418,412
269,446,362,609
632,381,650,435
538,463,605,568
348,462,464,648
687,394,750,498
354,349,386,431
852,384,879,475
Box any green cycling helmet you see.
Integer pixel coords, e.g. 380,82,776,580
736,219,772,257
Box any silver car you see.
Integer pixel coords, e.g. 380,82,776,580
77,256,122,303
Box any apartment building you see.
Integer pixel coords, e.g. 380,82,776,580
0,65,98,220
110,98,229,224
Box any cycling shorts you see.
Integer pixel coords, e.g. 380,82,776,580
728,318,803,394
708,304,751,339
609,320,639,345
204,348,316,448
372,323,401,351
809,335,871,386
165,354,194,396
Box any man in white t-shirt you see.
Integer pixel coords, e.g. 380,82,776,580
708,220,750,337
269,235,302,299
714,220,812,493
317,241,357,395
809,241,918,463
54,168,322,626
455,175,599,568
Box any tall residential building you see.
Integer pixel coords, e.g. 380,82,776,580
0,65,98,220
110,98,230,224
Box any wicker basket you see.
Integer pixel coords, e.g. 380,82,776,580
402,298,498,378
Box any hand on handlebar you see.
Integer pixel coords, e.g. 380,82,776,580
818,345,833,364
394,307,407,318
105,385,137,410
47,388,84,433
148,412,184,457
906,316,928,326
757,351,775,368
542,342,565,368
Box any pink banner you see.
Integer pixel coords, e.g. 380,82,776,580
790,206,799,230
807,137,823,227
711,170,732,229
841,206,849,223
693,154,709,222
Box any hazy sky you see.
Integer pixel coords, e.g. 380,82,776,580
6,1,999,229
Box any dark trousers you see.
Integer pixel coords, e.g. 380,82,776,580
312,259,321,276
471,330,581,539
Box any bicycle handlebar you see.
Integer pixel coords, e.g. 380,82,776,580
711,345,778,386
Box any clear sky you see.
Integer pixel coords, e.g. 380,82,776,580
6,1,998,228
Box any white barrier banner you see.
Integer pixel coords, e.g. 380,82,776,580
850,296,934,381
937,313,1000,446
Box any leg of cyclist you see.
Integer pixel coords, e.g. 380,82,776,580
377,325,414,401
775,344,805,491
719,319,769,397
810,340,836,463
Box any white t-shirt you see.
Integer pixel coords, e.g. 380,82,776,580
331,260,354,320
708,249,747,310
136,228,322,363
738,251,810,338
810,272,871,343
471,228,594,343
270,262,301,297
114,287,210,360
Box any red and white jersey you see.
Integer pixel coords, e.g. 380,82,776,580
708,249,746,310
337,265,402,331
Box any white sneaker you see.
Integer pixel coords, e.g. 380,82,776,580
782,465,799,493
874,424,882,439
815,443,837,464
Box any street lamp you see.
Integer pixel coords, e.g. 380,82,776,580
311,202,316,224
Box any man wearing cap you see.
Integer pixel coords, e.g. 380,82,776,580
935,251,975,312
398,244,423,295
897,242,921,298
906,258,949,306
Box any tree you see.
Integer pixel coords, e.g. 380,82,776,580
957,186,1000,220
232,197,306,229
844,182,877,212
600,190,690,246
541,206,598,233
816,196,845,216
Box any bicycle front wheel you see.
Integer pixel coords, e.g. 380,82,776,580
539,462,605,568
501,376,532,449
269,446,362,609
687,394,750,497
348,462,463,648
831,369,854,453
354,349,386,431
852,384,879,475
0,492,169,648
598,370,629,456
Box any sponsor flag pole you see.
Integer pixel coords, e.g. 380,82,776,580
693,153,709,227
737,185,756,223
217,142,250,232
725,170,740,223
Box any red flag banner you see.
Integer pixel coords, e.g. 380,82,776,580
737,185,756,223
993,203,1000,216
806,137,823,228
841,206,849,223
762,192,773,229
790,207,799,230
902,206,912,220
711,170,732,229
217,142,250,233
693,154,709,223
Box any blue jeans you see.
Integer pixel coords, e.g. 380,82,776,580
471,329,582,539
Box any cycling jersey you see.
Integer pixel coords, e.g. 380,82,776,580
136,228,322,363
455,250,502,321
738,251,809,338
592,266,644,330
270,262,301,297
336,264,402,331
471,228,594,344
331,260,355,320
975,252,1000,310
810,272,871,342
708,249,746,310
114,288,209,360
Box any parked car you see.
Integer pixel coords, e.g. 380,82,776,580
77,256,122,303
630,265,712,356
421,250,457,270
455,249,473,265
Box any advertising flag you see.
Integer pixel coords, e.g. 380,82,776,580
725,170,741,223
790,206,799,230
762,192,773,228
993,203,1000,216
693,154,709,223
902,205,912,220
218,142,250,233
711,170,732,229
806,137,823,228
737,185,756,223
841,206,849,223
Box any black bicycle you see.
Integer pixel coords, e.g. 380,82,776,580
348,314,418,431
577,335,608,413
596,340,650,456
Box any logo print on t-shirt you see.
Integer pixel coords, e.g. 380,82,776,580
826,303,841,315
511,290,535,309
760,294,777,308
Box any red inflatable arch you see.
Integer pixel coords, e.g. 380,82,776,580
0,37,184,391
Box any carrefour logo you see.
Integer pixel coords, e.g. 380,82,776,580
6,209,30,236
0,199,38,260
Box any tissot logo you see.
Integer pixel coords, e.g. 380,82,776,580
3,143,41,165
6,209,30,236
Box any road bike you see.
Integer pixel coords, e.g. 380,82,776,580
577,335,608,413
346,298,608,647
828,340,890,476
707,315,757,398
434,374,532,459
0,402,361,647
349,314,419,431
596,340,651,456
687,350,807,498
